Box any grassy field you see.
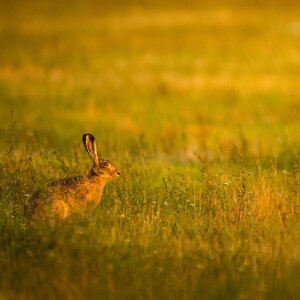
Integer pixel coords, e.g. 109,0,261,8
1,1,300,299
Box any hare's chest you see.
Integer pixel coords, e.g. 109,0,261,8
81,182,105,207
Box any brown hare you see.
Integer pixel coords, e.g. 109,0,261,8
26,133,120,220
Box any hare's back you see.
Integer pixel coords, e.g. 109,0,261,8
27,176,85,218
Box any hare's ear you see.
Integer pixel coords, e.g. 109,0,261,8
82,133,100,164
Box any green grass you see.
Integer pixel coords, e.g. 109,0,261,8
1,1,300,299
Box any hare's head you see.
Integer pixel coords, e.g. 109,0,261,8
83,133,120,179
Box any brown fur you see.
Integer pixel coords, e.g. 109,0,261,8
26,134,119,220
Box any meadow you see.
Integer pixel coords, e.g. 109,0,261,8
0,1,300,299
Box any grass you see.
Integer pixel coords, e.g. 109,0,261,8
0,0,300,299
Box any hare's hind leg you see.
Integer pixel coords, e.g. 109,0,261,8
52,200,70,220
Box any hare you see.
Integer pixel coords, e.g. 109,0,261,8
26,133,120,220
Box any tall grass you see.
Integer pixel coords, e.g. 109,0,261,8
0,1,300,299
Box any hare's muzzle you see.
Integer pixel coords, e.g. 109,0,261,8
108,163,120,179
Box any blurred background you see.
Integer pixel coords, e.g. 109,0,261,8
0,0,300,163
